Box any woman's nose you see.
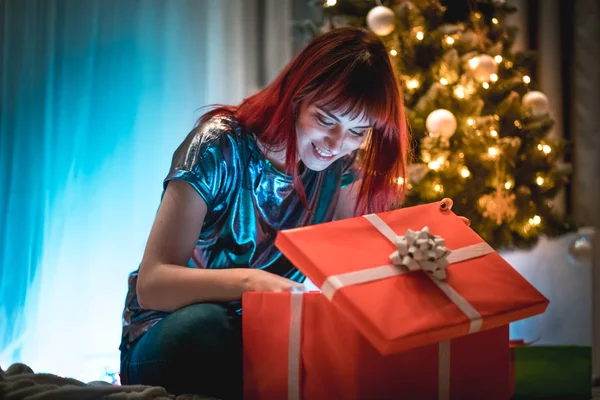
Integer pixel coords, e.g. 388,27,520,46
324,126,344,154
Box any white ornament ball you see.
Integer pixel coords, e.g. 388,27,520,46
568,227,595,264
469,54,498,82
426,109,457,139
522,91,550,117
366,6,395,36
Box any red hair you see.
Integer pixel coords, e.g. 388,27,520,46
200,26,410,215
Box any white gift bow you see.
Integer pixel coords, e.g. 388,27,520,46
389,226,451,281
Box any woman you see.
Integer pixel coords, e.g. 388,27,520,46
119,26,410,399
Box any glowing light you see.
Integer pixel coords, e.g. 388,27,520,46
490,73,498,82
505,181,512,189
495,55,503,63
488,147,499,158
416,31,424,41
459,152,465,159
434,183,443,192
460,167,471,178
390,49,398,56
397,177,405,185
482,82,490,89
523,75,531,84
469,57,479,70
505,61,514,68
536,176,545,186
324,0,337,6
490,129,498,137
407,79,419,89
454,86,465,99
428,161,441,170
474,12,482,19
493,114,500,121
440,77,448,85
445,36,455,45
514,120,522,129
492,17,499,24
529,215,542,226
542,144,551,154
467,118,475,126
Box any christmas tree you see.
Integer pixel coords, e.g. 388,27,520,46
298,0,574,249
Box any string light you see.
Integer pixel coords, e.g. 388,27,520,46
490,129,498,137
460,167,471,178
493,114,500,121
542,144,551,154
469,58,479,70
454,86,465,99
536,176,545,186
494,55,503,63
428,161,441,170
390,49,398,56
445,36,455,45
397,177,405,185
324,0,337,6
416,31,424,41
490,73,498,82
505,181,512,189
514,120,522,129
492,17,499,24
529,215,542,226
459,152,465,159
523,75,531,84
482,82,490,89
473,12,482,19
488,147,499,158
440,77,448,85
434,183,443,192
505,60,513,68
407,79,419,89
467,118,475,126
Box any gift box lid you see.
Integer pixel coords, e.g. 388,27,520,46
275,201,549,355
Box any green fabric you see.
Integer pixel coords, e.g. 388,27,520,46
513,346,592,399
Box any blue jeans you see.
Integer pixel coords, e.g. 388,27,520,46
120,302,243,399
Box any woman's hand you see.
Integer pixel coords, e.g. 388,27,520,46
242,269,307,293
440,198,471,226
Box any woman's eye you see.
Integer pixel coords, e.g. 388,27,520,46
316,115,334,127
349,129,365,138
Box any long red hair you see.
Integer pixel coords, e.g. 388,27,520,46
200,26,410,215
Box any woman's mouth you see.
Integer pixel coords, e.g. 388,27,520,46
311,142,335,161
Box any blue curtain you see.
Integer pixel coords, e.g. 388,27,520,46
0,0,290,381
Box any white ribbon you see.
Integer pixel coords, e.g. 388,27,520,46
288,292,303,400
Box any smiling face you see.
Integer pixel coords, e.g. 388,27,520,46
295,101,372,171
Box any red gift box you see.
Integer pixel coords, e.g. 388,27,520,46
243,291,511,400
274,201,549,354
242,201,548,399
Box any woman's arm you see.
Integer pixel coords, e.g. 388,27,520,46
136,180,302,312
136,180,247,311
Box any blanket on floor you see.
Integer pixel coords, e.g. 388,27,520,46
0,363,218,400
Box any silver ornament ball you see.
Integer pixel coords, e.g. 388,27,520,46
367,6,395,36
522,91,550,117
469,54,498,82
426,109,457,139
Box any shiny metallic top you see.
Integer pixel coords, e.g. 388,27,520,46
120,114,359,350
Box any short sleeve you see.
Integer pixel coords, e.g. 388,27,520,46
163,116,239,211
340,150,362,188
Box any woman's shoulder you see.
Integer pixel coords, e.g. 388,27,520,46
193,112,243,145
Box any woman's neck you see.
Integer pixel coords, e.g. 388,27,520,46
256,139,287,173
